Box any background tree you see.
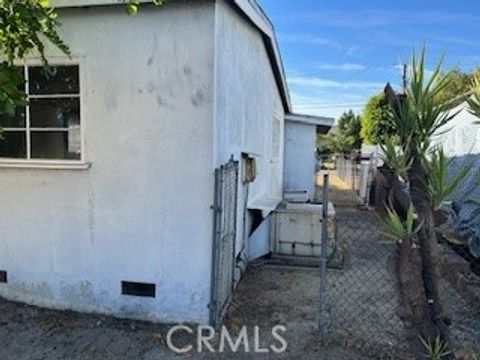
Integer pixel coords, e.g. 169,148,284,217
361,67,479,146
0,0,69,118
337,110,362,149
361,92,394,144
317,110,362,154
0,0,163,120
437,68,478,107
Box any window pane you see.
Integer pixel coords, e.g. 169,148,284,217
29,66,79,95
31,131,80,160
0,106,26,128
30,98,80,128
0,131,26,158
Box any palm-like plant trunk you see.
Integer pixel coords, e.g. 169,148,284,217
390,229,430,355
388,160,452,358
408,160,451,347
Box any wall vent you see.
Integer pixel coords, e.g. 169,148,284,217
121,281,156,298
0,271,7,283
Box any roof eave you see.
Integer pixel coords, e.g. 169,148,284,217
285,113,335,127
229,0,291,112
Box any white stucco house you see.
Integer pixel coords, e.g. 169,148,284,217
0,0,324,325
284,114,334,201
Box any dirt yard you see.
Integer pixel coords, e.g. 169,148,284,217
0,264,368,360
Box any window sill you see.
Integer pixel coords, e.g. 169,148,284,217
0,161,91,170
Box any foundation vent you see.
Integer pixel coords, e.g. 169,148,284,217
0,271,7,283
121,281,156,298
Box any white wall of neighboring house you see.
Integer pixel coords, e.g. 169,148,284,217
432,102,480,157
0,2,216,324
214,0,285,257
283,120,317,201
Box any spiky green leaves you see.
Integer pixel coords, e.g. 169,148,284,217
386,48,466,156
419,336,451,360
422,147,470,211
380,136,412,180
382,205,422,243
468,72,480,121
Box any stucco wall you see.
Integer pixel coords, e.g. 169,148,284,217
214,0,284,255
0,2,215,324
284,121,316,200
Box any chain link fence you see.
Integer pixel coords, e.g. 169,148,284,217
318,171,480,359
335,153,378,206
335,154,360,192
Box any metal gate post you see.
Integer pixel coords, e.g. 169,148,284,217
319,173,329,341
209,168,221,327
351,158,355,192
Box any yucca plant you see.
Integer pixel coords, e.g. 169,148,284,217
382,204,422,242
423,147,470,211
467,72,480,119
382,48,469,359
386,51,463,156
420,336,452,360
380,135,413,180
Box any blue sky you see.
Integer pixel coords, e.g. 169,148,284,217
258,0,480,120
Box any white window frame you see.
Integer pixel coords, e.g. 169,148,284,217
0,57,89,170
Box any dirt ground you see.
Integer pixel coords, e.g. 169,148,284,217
0,264,368,360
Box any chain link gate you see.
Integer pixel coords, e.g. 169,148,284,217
209,159,239,327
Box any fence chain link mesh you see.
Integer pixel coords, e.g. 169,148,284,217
318,167,480,359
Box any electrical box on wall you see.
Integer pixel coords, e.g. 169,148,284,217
242,152,258,183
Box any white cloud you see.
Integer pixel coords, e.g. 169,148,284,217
317,63,366,72
292,10,480,27
289,91,369,119
278,33,342,50
431,36,480,48
288,76,384,90
346,45,361,57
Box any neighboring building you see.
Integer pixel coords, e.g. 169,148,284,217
432,101,480,257
0,0,317,325
432,101,480,156
284,114,334,201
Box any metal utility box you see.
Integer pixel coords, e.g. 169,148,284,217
271,202,336,258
